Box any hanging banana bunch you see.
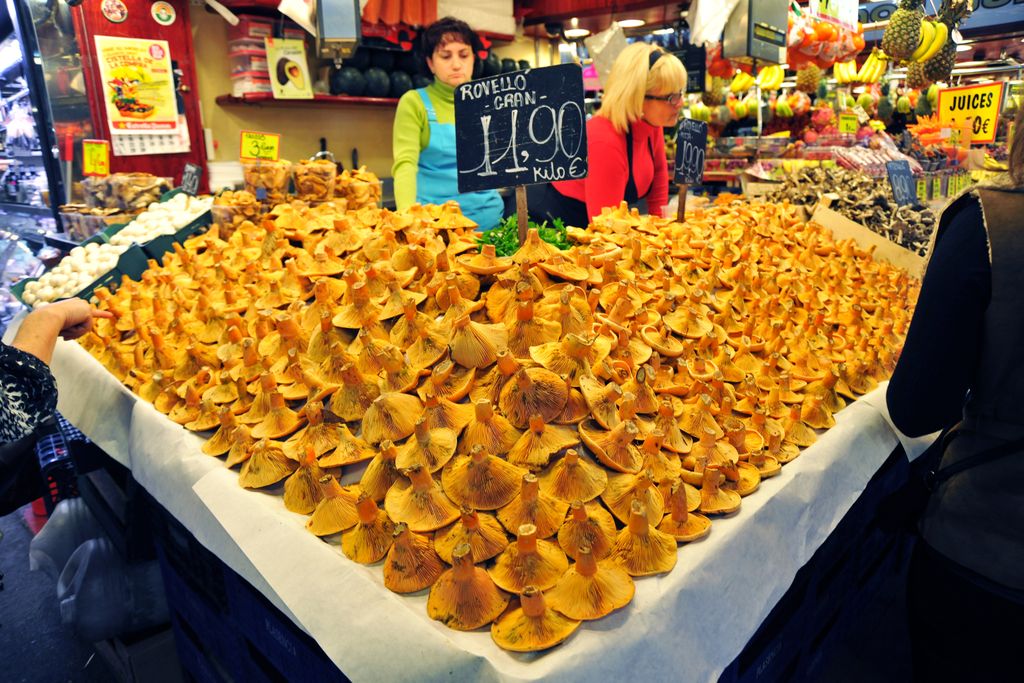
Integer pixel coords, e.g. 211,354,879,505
855,49,887,84
730,70,756,94
833,61,858,85
754,65,785,91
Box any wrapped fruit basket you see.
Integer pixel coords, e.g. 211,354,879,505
75,196,917,654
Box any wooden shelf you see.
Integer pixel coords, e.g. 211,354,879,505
216,93,400,108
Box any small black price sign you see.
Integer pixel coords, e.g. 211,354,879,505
674,119,708,185
181,163,202,197
886,160,917,207
455,63,588,193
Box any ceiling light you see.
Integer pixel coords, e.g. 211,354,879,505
564,17,590,39
652,27,675,35
617,19,645,29
956,44,971,52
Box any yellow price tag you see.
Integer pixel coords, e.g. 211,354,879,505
838,113,858,135
936,82,1005,145
82,139,110,177
240,130,281,161
917,178,928,202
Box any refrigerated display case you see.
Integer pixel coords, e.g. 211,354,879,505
0,16,64,229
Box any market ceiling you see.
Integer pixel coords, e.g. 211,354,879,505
517,0,1024,40
518,1,689,32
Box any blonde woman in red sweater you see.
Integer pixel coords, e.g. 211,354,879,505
527,43,686,227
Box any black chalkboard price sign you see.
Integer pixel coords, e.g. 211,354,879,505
181,163,202,197
674,118,708,222
455,63,588,194
885,160,917,207
674,119,708,185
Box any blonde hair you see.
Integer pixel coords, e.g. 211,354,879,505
598,43,687,135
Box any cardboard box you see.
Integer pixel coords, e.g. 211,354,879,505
93,628,184,683
810,204,925,276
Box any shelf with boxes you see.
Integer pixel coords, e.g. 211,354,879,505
215,92,399,108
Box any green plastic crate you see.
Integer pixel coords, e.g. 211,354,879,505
8,243,150,307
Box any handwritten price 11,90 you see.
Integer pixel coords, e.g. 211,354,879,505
464,101,585,182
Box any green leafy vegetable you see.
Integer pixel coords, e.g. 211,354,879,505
477,214,571,257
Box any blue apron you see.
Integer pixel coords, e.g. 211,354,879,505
415,88,504,231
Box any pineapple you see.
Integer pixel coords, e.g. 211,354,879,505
702,77,726,106
795,65,821,94
923,0,970,84
881,0,924,62
905,61,930,90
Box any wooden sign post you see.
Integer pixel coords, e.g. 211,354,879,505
674,118,708,223
455,64,588,243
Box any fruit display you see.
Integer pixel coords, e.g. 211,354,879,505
795,64,822,94
880,0,968,85
76,193,916,653
768,167,937,254
833,61,858,85
881,0,926,62
921,0,970,84
903,114,967,167
107,193,214,248
854,50,887,84
787,11,865,70
730,71,756,94
833,144,923,175
754,65,785,91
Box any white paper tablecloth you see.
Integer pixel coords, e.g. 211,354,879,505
39,333,924,683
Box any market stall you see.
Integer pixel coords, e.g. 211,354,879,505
2,0,1020,680
7,187,933,680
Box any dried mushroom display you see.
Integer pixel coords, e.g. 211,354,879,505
768,167,937,255
79,195,917,653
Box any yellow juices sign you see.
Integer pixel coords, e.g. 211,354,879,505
936,83,1004,145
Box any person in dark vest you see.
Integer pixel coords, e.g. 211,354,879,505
887,106,1024,681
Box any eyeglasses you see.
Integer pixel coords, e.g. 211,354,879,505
645,92,685,107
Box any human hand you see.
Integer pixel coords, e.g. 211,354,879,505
36,298,114,340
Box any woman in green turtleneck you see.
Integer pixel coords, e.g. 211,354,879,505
391,17,504,230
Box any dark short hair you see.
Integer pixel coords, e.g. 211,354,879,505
421,16,481,59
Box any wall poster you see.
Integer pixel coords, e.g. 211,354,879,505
94,35,179,136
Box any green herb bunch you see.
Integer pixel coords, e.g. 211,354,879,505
476,214,571,257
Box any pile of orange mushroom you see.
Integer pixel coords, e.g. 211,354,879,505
78,196,917,652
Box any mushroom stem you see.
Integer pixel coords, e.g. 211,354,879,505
575,546,598,578
520,586,546,618
627,501,649,536
452,544,476,580
517,524,539,553
356,494,378,524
